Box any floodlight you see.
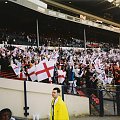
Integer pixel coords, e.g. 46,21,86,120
108,0,114,2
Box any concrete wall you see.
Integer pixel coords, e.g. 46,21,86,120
0,78,89,119
65,94,89,116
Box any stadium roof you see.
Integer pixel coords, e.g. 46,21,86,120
0,0,119,45
49,0,120,24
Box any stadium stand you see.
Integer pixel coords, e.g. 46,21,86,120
0,0,120,118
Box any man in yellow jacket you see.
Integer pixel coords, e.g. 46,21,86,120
50,87,69,120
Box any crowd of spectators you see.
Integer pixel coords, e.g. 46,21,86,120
0,28,119,48
0,44,119,95
0,28,36,46
0,27,120,96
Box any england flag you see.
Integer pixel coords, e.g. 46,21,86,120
35,61,54,81
57,70,66,84
11,64,20,76
28,65,37,82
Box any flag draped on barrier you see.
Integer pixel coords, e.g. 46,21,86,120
27,65,37,81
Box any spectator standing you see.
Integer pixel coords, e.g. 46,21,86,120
50,87,69,120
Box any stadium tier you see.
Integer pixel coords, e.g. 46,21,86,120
0,0,120,47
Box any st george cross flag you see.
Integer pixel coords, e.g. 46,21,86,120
27,65,37,82
35,61,54,82
57,70,66,84
11,64,20,75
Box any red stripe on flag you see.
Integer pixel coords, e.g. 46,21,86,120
58,75,65,78
29,71,35,76
14,66,19,69
20,72,23,79
36,63,54,78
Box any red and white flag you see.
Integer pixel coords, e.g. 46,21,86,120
35,61,54,82
28,65,37,82
57,70,66,84
11,64,20,75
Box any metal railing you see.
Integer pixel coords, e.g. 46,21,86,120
62,85,120,116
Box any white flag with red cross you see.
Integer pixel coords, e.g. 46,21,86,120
57,70,66,84
11,64,20,75
35,61,55,82
27,65,37,81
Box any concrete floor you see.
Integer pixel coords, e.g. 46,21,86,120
16,115,120,120
40,116,120,120
69,116,120,120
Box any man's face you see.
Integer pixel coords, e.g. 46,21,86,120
52,90,59,99
1,112,10,120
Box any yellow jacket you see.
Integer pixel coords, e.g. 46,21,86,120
50,96,69,120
